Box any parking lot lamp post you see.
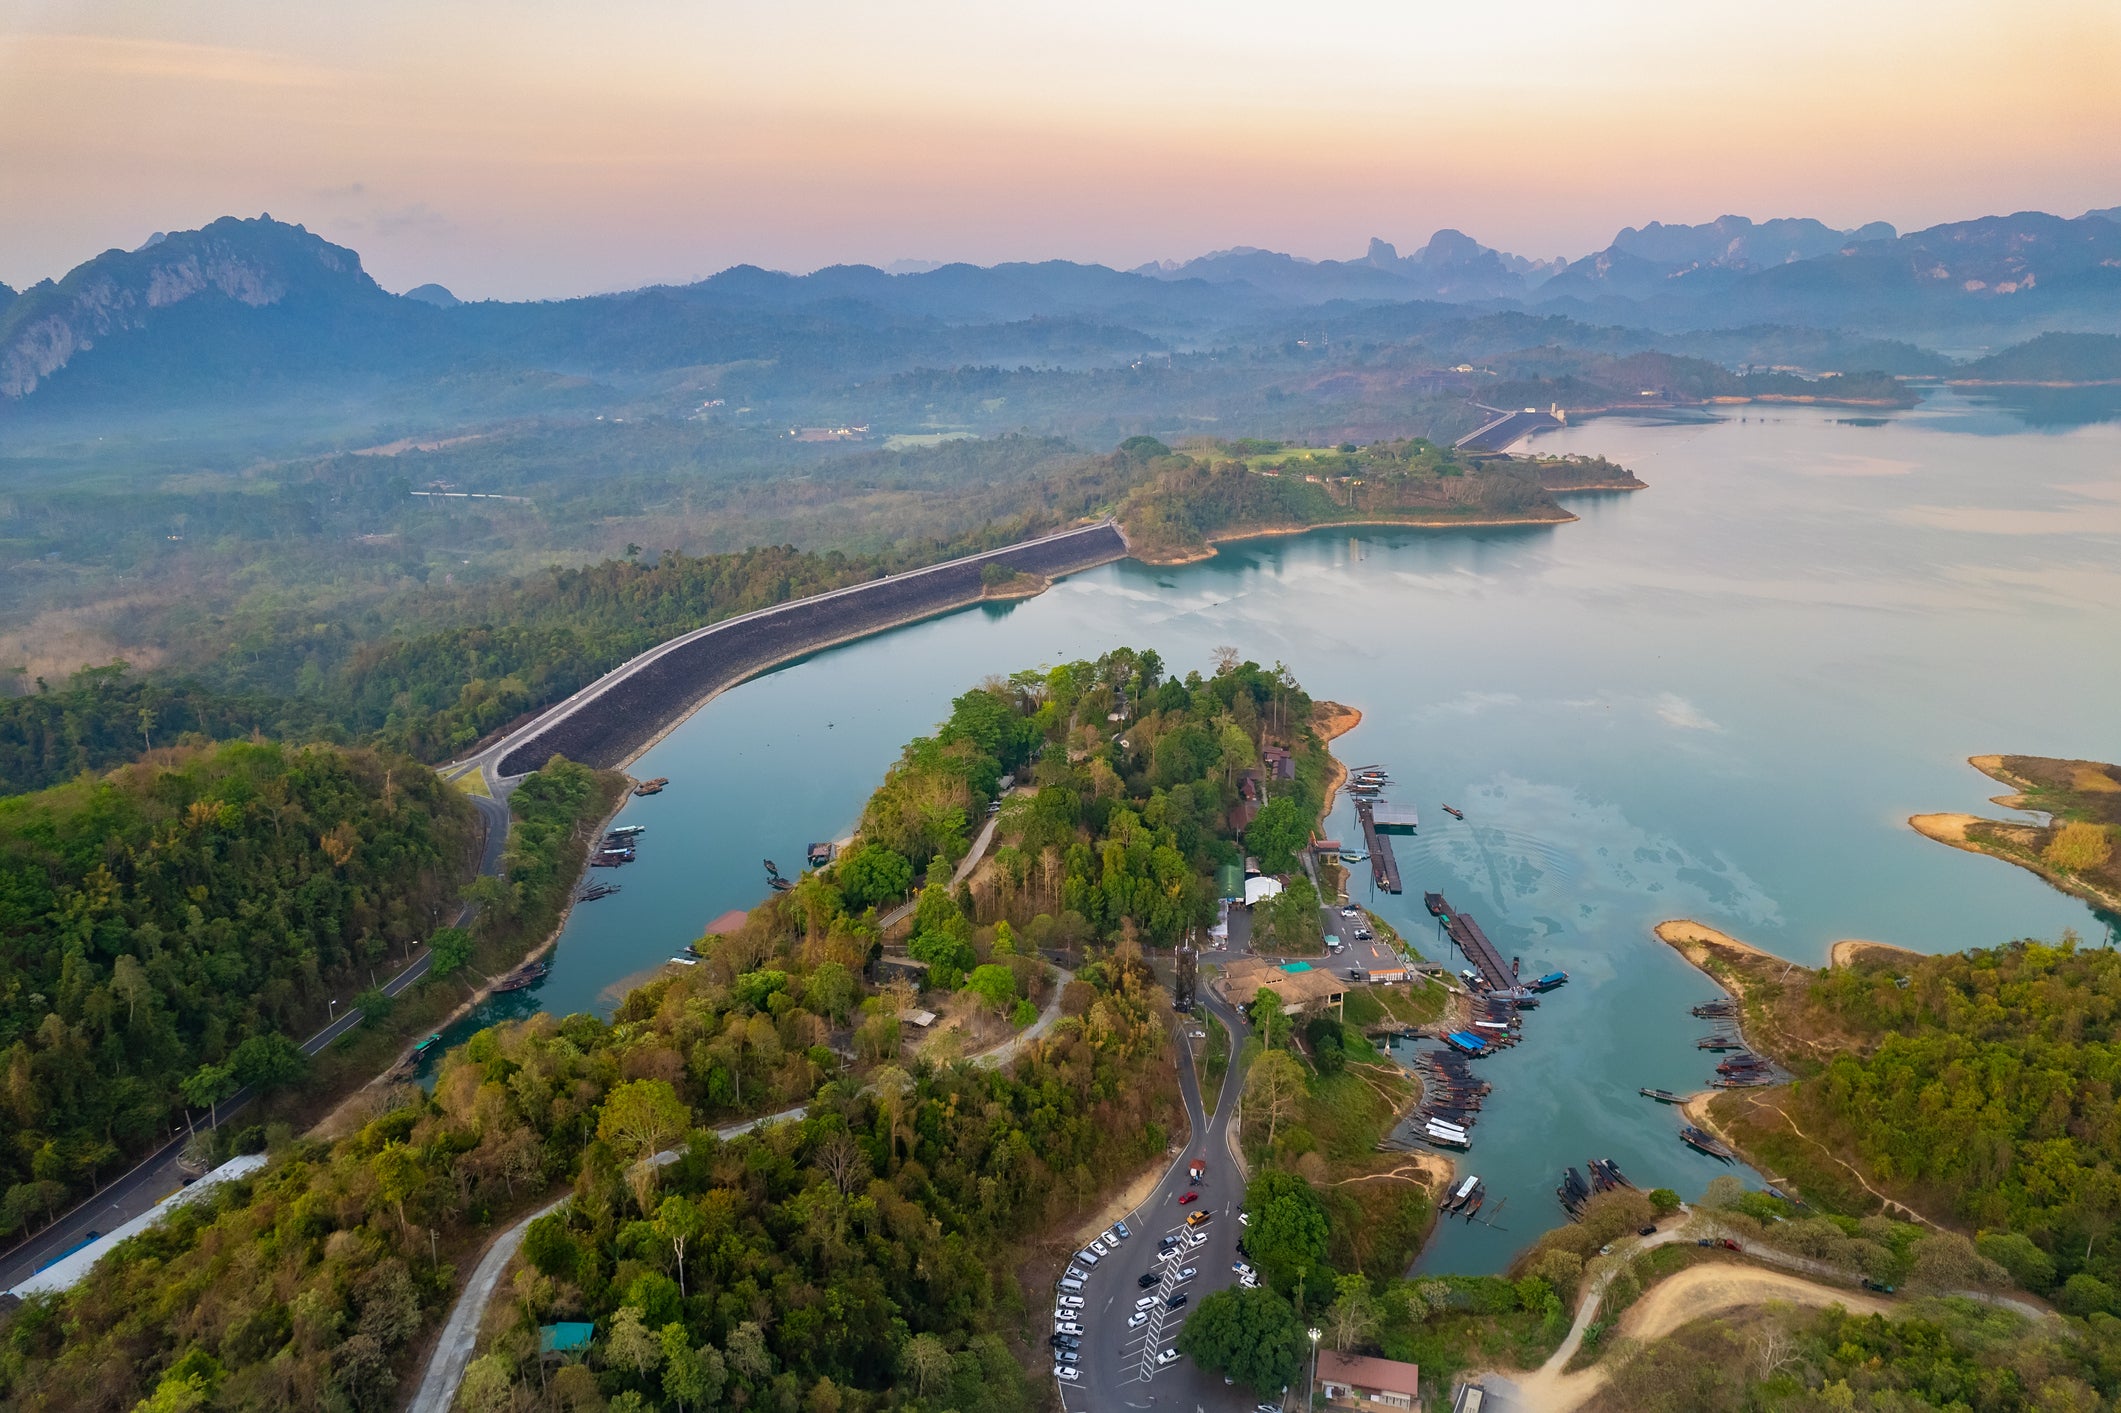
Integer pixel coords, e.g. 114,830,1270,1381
1306,1327,1321,1408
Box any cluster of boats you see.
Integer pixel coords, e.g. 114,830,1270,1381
1712,1053,1775,1088
631,777,669,797
1557,1157,1636,1218
763,858,794,892
590,824,647,869
1680,1124,1737,1161
1439,1173,1488,1220
1347,767,1390,797
492,959,549,993
1406,1049,1489,1151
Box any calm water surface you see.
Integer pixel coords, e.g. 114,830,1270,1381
439,394,2121,1272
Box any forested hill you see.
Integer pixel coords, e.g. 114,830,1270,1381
0,740,478,1229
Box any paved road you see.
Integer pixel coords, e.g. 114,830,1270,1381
0,792,512,1293
1058,984,1261,1413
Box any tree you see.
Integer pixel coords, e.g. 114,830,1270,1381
966,963,1018,1015
1244,1049,1308,1151
370,1140,426,1238
1323,1273,1377,1352
657,1195,703,1295
458,1354,515,1413
725,1320,773,1381
661,1324,725,1410
598,1079,691,1165
230,1032,308,1091
1255,877,1325,954
837,843,913,911
1977,1231,2057,1291
1245,796,1309,874
900,1333,953,1397
1245,1170,1330,1296
428,926,474,980
180,1061,237,1127
804,962,858,1024
603,1305,662,1381
1174,1286,1306,1394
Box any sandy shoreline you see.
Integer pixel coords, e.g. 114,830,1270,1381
1313,700,1363,822
1829,938,1924,970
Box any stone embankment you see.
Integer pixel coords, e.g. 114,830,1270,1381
496,521,1126,776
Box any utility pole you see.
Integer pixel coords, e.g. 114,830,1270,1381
1306,1327,1321,1408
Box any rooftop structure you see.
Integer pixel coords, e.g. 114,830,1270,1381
1319,1350,1421,1410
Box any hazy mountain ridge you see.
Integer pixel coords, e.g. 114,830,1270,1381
4,205,2120,420
0,215,401,399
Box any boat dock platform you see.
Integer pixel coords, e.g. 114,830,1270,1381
1434,895,1516,990
1353,801,1403,894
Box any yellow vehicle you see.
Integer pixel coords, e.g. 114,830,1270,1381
1186,1209,1211,1227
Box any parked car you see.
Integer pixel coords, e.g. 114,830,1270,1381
1056,1350,1080,1364
1077,1248,1100,1265
1139,1272,1161,1288
1055,1366,1079,1382
1178,1191,1198,1205
1050,1334,1080,1349
1090,1239,1109,1257
1638,1225,1657,1236
1862,1278,1896,1293
1232,1261,1253,1276
1187,1209,1212,1227
1178,1266,1197,1280
1135,1295,1160,1312
1238,1212,1251,1226
1718,1238,1742,1252
1159,1234,1181,1249
1055,1321,1082,1336
1190,1029,1207,1038
1114,1220,1131,1239
1128,1311,1150,1329
1059,1294,1084,1307
1101,1227,1119,1246
1156,1349,1181,1365
1065,1265,1088,1280
1166,1292,1188,1310
1240,1274,1259,1289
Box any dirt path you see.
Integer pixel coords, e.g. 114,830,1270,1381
1513,1256,1889,1412
1705,1089,1941,1229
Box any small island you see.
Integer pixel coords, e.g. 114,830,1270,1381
1911,754,2121,915
1115,436,1644,564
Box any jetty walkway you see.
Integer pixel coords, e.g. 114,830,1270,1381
1353,800,1403,893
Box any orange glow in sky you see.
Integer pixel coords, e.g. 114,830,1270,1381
3,0,2118,298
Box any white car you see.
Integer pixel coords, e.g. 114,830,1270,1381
1241,1274,1259,1289
1238,1212,1251,1226
1056,1350,1080,1364
1059,1294,1084,1308
1156,1349,1181,1366
1077,1249,1100,1265
1065,1265,1088,1280
1055,1321,1082,1336
1341,905,1361,917
1232,1261,1253,1276
1177,1266,1197,1280
1134,1294,1160,1312
1184,1232,1206,1248
1127,1311,1150,1329
1089,1239,1109,1257
1101,1227,1120,1246
1055,1366,1080,1382
1052,1308,1071,1321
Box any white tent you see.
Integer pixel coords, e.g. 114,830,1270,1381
1244,876,1284,907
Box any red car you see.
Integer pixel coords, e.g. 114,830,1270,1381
1178,1191,1198,1205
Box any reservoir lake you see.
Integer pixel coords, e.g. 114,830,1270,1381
439,393,2120,1274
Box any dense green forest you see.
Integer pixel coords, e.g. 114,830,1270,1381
0,740,478,1229
1797,938,2121,1305
0,647,1322,1409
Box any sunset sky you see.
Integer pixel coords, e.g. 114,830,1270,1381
4,0,2119,300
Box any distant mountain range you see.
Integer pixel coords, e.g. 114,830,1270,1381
3,205,2119,416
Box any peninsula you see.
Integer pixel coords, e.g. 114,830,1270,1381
1116,437,1642,564
1911,754,2121,915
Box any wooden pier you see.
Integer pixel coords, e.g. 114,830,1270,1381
1436,895,1515,989
1353,801,1403,893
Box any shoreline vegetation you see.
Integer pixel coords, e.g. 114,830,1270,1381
1652,913,2121,1323
1910,754,2121,916
1114,435,1642,565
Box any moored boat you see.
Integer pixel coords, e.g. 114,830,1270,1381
1679,1125,1736,1161
1442,804,1465,820
1639,1087,1684,1104
631,777,669,796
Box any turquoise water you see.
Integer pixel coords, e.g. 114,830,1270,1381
437,393,2121,1272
